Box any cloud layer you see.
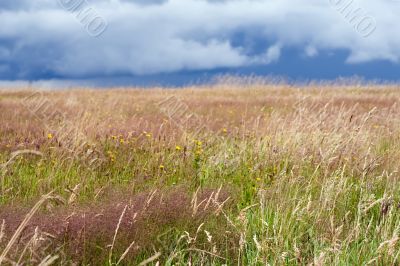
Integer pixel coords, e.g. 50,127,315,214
0,0,399,80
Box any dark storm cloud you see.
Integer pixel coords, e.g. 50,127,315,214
0,0,399,80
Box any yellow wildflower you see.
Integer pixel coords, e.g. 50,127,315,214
175,145,182,151
159,165,165,170
47,133,53,139
107,150,116,162
195,140,202,146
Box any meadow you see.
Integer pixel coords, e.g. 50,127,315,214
0,84,400,265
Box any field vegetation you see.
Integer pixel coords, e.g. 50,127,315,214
1,84,400,265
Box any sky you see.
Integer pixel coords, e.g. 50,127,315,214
0,0,399,87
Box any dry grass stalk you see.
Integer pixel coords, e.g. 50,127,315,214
0,192,53,264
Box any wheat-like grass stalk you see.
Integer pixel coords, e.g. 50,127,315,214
116,240,135,265
138,251,161,266
0,191,53,264
37,255,59,266
108,205,128,264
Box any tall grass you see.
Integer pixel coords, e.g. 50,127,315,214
0,85,399,264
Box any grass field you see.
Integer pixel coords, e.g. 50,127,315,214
1,84,400,265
